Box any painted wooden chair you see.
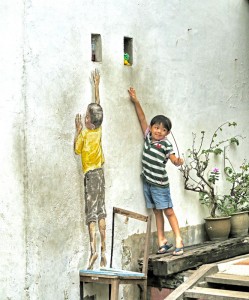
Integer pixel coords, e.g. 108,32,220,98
80,206,152,300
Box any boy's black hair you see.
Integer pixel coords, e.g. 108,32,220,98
150,115,172,131
88,103,103,128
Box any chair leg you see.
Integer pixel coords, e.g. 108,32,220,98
110,279,119,300
80,281,83,300
109,284,111,300
141,281,147,300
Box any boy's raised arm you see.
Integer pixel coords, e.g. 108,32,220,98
92,69,100,104
128,87,148,134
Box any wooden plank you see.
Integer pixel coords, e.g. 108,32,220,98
146,254,249,290
217,253,249,264
147,269,193,289
184,287,249,299
165,264,218,300
205,273,249,287
113,207,148,222
150,236,249,275
235,258,249,265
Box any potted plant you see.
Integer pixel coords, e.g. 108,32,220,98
221,159,249,237
180,122,240,241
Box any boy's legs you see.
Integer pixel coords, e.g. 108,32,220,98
96,168,107,267
144,182,171,251
86,218,107,269
85,168,107,269
98,217,107,267
163,208,183,249
143,181,183,253
85,169,106,269
87,221,98,270
153,209,168,247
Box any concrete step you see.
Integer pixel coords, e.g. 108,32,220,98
184,286,249,299
205,272,249,287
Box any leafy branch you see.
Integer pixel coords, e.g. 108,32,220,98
180,122,241,218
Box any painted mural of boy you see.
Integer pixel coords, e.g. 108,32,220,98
74,69,107,270
128,87,184,256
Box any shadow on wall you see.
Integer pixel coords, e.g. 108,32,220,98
83,296,95,300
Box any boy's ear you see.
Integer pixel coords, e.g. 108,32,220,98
166,130,171,136
90,123,95,130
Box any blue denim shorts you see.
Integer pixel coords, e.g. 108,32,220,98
143,180,173,209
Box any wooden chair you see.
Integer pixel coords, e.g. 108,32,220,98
80,206,152,300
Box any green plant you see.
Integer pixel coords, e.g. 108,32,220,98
180,122,240,218
220,160,249,214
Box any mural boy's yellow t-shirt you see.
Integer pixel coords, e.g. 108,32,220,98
75,127,104,174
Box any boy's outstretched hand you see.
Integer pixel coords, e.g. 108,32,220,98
128,87,138,103
75,113,83,134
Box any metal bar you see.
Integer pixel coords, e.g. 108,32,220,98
110,208,115,268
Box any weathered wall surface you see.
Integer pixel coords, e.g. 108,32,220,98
0,1,26,298
1,0,249,299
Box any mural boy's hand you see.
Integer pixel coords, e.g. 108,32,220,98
92,68,100,86
75,114,83,133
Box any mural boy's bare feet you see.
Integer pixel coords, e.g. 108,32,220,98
87,252,98,270
100,253,107,267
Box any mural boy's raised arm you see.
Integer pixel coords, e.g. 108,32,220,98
92,69,100,104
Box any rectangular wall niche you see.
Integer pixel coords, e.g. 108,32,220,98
91,34,102,62
124,37,133,66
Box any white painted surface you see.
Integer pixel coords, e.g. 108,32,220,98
218,254,249,276
0,0,26,299
0,0,249,299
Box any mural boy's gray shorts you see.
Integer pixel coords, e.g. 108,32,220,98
84,168,106,225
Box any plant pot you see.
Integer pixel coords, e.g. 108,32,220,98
230,211,249,238
204,216,231,241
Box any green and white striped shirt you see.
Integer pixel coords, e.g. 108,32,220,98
142,130,173,187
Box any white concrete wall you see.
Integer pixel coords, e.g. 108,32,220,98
0,0,26,298
1,0,249,299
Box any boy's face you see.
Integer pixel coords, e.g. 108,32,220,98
150,123,169,142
